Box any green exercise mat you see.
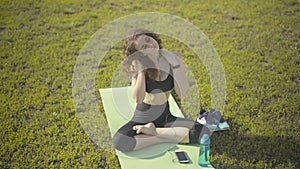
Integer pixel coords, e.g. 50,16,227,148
99,87,214,169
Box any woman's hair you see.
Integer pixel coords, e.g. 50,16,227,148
123,28,162,58
122,28,162,81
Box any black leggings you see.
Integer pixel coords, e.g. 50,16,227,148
112,102,209,152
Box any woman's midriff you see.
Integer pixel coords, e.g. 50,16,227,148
143,90,172,105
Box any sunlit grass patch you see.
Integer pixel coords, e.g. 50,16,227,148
0,0,299,168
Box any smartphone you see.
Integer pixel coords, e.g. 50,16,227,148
175,150,189,164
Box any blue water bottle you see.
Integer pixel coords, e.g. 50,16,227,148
198,134,212,167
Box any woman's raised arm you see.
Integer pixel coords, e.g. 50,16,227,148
172,53,189,98
130,60,146,104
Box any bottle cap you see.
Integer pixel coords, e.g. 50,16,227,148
200,134,210,144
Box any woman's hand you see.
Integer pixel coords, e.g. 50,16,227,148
131,59,145,79
131,59,144,73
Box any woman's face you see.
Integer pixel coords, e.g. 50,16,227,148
134,34,159,51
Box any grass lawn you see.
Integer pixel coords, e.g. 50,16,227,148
0,0,299,168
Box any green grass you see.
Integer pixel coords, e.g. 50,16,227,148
0,0,299,168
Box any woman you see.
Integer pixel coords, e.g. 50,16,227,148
112,28,210,152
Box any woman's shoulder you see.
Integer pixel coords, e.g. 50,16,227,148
160,49,182,59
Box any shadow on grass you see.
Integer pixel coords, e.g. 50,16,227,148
210,119,299,169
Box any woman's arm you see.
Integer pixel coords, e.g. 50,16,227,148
161,50,189,98
131,60,146,104
172,53,189,98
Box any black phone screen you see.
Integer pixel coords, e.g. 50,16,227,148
175,151,189,163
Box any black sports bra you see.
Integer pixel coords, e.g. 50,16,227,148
146,66,174,93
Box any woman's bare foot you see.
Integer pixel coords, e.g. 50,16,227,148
133,122,157,136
